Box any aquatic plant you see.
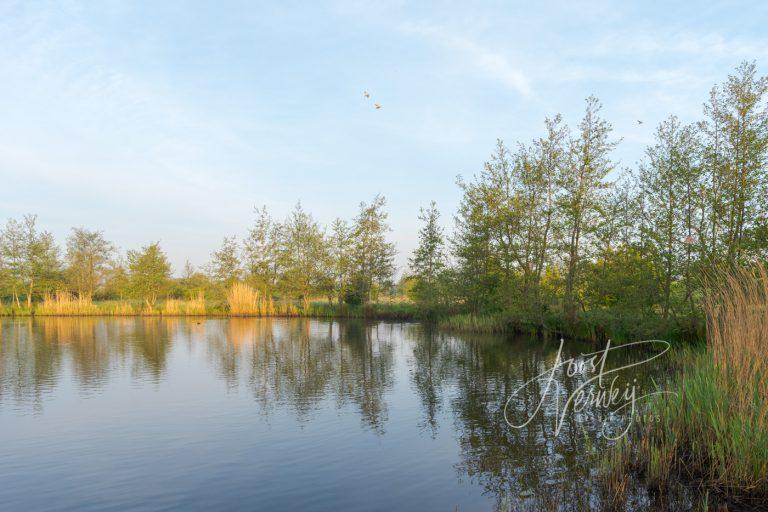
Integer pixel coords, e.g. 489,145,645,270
602,264,768,506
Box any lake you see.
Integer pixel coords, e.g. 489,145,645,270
0,318,683,511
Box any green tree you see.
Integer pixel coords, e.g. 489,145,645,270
278,203,329,309
349,195,396,303
701,61,768,262
207,236,242,288
560,96,618,321
637,116,702,320
0,214,61,307
409,201,446,306
65,228,114,299
178,261,212,299
328,218,353,304
243,206,281,297
127,242,171,309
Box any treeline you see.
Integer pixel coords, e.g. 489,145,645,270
2,63,767,335
408,62,768,339
0,197,396,310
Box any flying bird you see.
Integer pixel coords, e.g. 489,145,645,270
363,90,370,99
637,120,643,125
374,103,382,110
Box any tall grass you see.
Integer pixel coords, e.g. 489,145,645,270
226,282,278,316
438,312,511,333
36,292,100,315
0,284,417,319
602,264,768,505
163,291,207,315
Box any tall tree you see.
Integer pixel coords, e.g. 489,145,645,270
701,61,768,262
560,96,618,321
409,201,446,305
278,203,329,309
0,214,61,307
207,236,242,287
243,206,282,297
127,242,171,309
638,116,701,320
350,195,396,303
65,228,114,299
328,218,352,304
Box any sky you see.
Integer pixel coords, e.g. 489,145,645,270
2,0,768,275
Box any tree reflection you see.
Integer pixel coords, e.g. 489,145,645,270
406,328,664,511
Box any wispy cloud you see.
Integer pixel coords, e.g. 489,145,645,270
400,21,531,96
592,30,768,59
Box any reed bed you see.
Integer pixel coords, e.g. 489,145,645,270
0,285,417,319
162,292,207,315
36,292,101,316
602,264,768,506
437,312,510,333
226,282,280,316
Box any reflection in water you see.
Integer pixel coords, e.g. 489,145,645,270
0,318,685,511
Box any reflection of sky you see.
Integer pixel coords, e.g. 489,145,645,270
0,318,673,510
2,1,767,272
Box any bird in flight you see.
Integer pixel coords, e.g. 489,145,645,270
374,103,382,110
363,90,370,99
637,120,643,125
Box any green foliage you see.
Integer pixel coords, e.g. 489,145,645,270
277,203,329,308
0,214,62,307
348,195,396,303
127,242,171,309
207,236,242,288
408,201,447,310
65,227,113,299
437,62,768,340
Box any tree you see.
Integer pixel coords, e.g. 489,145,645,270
409,201,446,305
328,218,352,304
700,61,768,262
178,261,211,299
349,195,396,303
0,214,61,307
278,203,329,309
560,96,618,321
637,116,701,320
243,206,281,297
207,236,242,287
103,255,130,300
127,242,171,309
65,228,114,299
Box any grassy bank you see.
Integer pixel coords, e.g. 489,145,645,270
0,288,419,320
601,265,768,508
437,308,699,343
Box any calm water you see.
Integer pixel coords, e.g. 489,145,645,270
0,318,680,511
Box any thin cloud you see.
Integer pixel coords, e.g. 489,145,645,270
401,21,531,96
592,30,768,59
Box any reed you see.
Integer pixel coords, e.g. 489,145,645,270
438,312,510,333
162,291,207,315
602,263,768,505
36,292,100,316
226,282,277,316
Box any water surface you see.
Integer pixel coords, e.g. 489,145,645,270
1,318,675,511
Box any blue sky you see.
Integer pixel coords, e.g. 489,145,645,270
2,0,767,274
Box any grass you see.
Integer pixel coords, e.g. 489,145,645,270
0,284,418,320
162,291,207,315
437,306,700,343
437,312,512,333
601,264,768,506
36,292,103,315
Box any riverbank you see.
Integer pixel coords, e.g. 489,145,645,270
600,265,768,509
437,309,703,344
0,299,419,320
